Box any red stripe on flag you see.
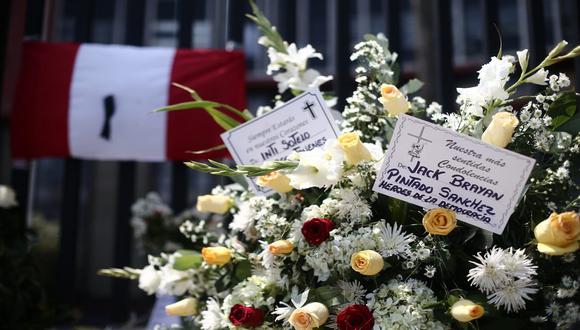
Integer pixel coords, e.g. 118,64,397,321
11,42,80,159
166,49,246,160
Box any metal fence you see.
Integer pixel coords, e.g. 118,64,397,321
1,0,579,324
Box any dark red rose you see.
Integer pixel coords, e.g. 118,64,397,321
301,218,335,245
336,304,374,330
228,304,264,328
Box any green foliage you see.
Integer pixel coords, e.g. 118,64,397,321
185,159,298,177
173,250,203,271
246,0,287,53
548,91,577,131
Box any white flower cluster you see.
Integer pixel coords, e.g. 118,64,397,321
292,219,415,281
468,247,538,312
342,36,397,145
230,196,288,241
138,253,220,299
548,73,571,92
457,56,514,117
535,275,580,329
266,43,333,95
366,278,447,330
514,90,574,153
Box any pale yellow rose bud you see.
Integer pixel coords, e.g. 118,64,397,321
423,208,457,235
534,211,580,256
288,302,329,330
268,240,294,255
379,84,410,116
165,297,198,316
450,299,485,322
338,133,373,166
481,112,519,148
196,195,232,214
350,250,384,276
257,171,293,193
201,246,232,266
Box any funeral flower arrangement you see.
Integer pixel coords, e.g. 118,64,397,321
102,3,580,329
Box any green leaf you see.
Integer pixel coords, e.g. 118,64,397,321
187,144,227,155
388,197,408,225
400,78,424,95
312,286,343,306
173,250,202,270
204,107,241,131
548,91,577,130
234,260,252,281
447,294,460,306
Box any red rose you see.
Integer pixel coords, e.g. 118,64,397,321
336,304,374,330
228,304,264,328
301,218,335,245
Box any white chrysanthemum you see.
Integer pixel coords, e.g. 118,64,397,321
332,188,372,222
337,280,366,305
200,298,227,330
467,247,510,293
487,278,538,313
374,221,415,258
502,248,538,279
287,139,345,189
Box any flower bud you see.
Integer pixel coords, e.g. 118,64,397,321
288,302,329,330
165,297,198,316
450,299,484,322
338,133,372,166
201,246,232,266
351,250,384,276
268,240,294,255
534,211,580,256
379,84,410,117
481,112,519,148
196,195,232,214
422,208,457,235
257,171,293,193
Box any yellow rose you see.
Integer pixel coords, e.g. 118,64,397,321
288,302,329,330
165,297,198,316
450,299,484,322
201,246,232,266
534,211,580,256
379,84,410,116
423,208,457,235
196,195,232,214
268,240,294,255
338,133,373,166
257,171,293,193
481,112,519,148
350,250,384,276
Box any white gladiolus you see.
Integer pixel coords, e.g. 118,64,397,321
0,185,18,209
286,140,345,189
516,49,529,71
138,265,161,295
525,68,549,85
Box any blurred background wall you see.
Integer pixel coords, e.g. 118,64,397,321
0,0,578,327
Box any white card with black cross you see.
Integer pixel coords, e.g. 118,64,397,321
372,114,535,234
221,89,340,194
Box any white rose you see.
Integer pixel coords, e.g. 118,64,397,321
0,185,18,209
138,265,161,295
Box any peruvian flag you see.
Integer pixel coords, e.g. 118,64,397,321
11,42,246,161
